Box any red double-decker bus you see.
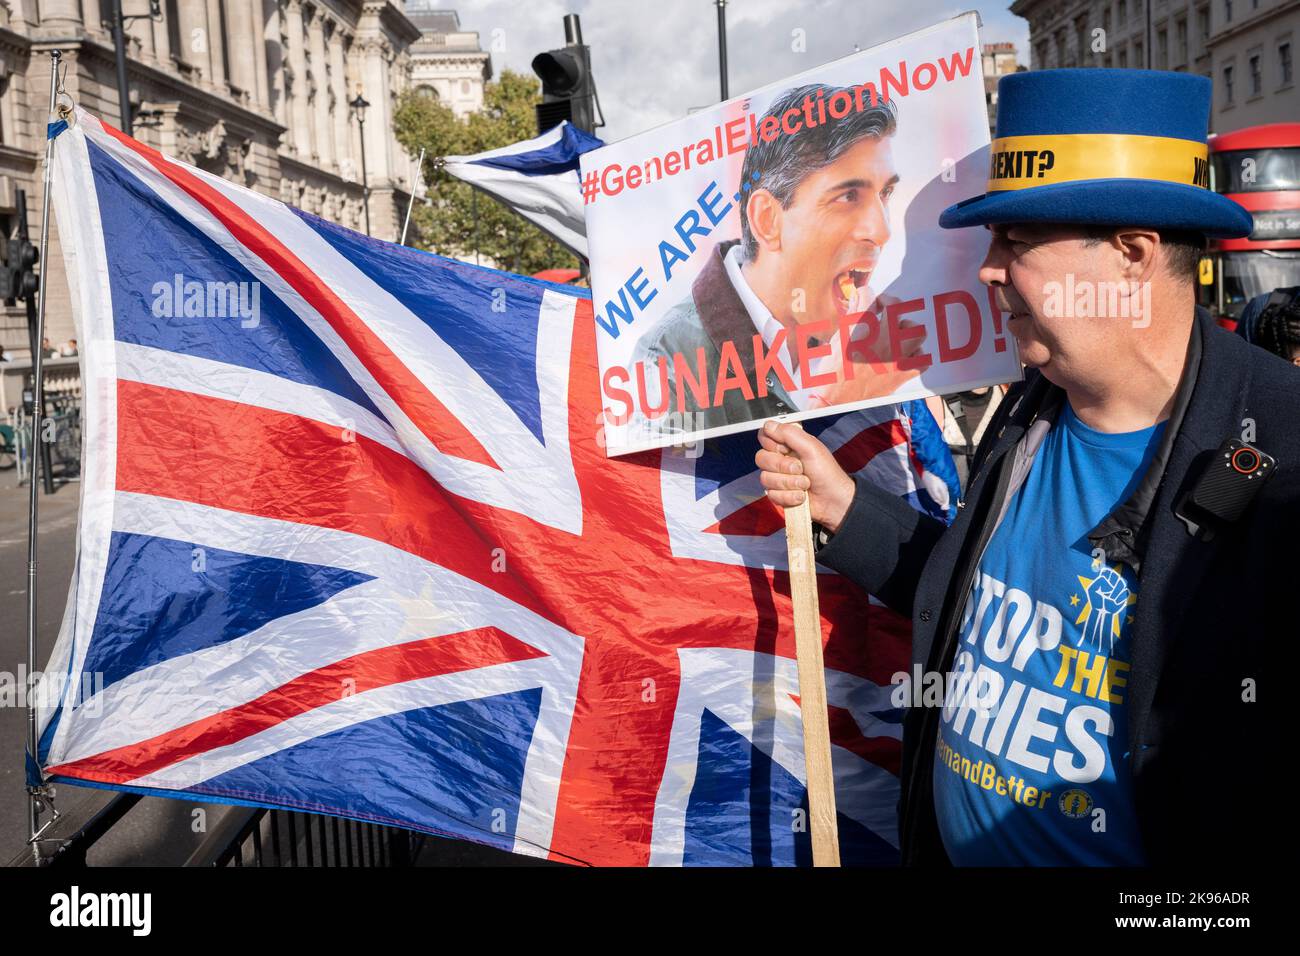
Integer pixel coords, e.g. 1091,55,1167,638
1200,123,1300,330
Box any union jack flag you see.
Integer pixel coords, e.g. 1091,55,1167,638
34,109,957,866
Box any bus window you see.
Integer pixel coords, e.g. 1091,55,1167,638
1211,147,1300,193
1218,251,1300,319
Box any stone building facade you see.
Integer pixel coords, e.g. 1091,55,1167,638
982,41,1024,132
1010,0,1298,132
1204,0,1299,127
0,0,422,357
405,1,490,119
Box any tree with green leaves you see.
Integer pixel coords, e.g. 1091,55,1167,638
394,70,580,276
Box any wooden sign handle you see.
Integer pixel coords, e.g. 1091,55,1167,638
781,423,841,867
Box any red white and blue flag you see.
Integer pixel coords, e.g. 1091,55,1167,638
35,109,956,866
441,120,605,258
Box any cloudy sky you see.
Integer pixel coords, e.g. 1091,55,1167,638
438,1,1029,143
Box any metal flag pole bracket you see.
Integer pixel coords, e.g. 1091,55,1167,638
56,54,72,104
26,785,62,845
25,48,65,863
55,93,77,124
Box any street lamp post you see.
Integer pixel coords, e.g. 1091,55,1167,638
716,0,729,101
104,1,164,135
351,92,371,236
109,0,133,133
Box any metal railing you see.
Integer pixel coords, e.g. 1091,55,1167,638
10,396,81,485
7,790,425,868
187,805,425,867
2,356,81,485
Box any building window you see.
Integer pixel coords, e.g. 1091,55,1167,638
1224,0,1232,23
1177,18,1188,64
1223,64,1234,104
1135,40,1144,67
165,0,181,64
1119,0,1127,23
1158,29,1168,68
1119,46,1129,68
218,0,232,86
1248,54,1262,95
1198,6,1210,45
1281,42,1294,87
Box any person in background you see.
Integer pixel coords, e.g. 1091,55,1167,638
927,384,1013,488
1236,286,1300,366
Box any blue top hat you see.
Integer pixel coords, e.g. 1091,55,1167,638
939,69,1253,239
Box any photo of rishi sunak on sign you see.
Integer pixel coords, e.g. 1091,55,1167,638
584,13,1023,456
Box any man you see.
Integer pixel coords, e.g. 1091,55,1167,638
756,69,1297,865
630,83,919,436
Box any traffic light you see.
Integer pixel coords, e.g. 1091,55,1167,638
1,232,38,306
532,14,599,134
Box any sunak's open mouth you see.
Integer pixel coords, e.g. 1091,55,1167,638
834,263,876,313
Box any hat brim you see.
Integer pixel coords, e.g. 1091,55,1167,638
938,179,1254,239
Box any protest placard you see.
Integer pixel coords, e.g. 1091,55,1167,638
583,12,1022,456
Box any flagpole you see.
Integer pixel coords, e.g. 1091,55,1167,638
400,147,425,246
781,422,841,866
472,187,480,266
26,48,62,857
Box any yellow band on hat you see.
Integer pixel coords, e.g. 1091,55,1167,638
986,133,1210,192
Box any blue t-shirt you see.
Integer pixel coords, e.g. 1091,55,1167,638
932,401,1166,865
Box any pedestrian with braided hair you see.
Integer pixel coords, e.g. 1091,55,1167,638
1248,286,1300,367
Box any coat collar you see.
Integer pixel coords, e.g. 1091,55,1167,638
1086,309,1204,574
693,240,756,360
1003,308,1213,576
1124,308,1255,757
986,307,1253,761
692,240,797,407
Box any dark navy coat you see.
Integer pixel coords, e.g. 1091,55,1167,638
816,308,1298,865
